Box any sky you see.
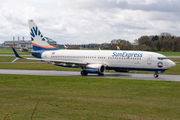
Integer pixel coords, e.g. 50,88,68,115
0,0,180,44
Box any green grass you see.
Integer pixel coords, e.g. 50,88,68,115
0,56,40,62
0,75,180,120
155,52,180,56
0,63,80,71
0,50,31,55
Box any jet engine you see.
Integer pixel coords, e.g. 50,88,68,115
82,64,105,75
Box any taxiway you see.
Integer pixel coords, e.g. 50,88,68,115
0,69,179,82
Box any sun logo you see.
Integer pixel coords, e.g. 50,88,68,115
30,26,45,41
157,62,163,68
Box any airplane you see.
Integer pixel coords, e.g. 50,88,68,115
11,20,176,78
117,46,120,50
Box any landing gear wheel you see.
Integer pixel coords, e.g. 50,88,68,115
81,71,88,76
154,74,159,78
98,73,104,76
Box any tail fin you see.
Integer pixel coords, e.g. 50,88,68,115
117,46,120,50
28,20,59,51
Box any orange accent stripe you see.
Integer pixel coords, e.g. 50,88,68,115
32,43,56,49
86,66,100,69
10,44,14,48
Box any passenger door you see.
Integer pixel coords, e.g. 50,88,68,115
147,55,152,65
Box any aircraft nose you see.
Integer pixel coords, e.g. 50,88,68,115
169,60,176,68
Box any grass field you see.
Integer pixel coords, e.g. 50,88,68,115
0,75,180,120
157,52,180,56
0,51,27,55
0,50,31,55
0,56,40,62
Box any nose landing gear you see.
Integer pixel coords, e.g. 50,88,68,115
154,73,159,78
154,70,164,78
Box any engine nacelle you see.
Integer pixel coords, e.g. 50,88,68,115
85,64,105,74
114,69,131,72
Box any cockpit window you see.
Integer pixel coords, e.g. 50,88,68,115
158,57,168,60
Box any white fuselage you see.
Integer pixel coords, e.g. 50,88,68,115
41,50,175,71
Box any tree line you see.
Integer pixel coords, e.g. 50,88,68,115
107,32,180,52
60,32,180,52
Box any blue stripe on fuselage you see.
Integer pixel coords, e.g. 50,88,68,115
31,50,44,58
106,67,167,71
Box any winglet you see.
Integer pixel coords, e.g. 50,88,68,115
10,44,21,63
10,44,20,58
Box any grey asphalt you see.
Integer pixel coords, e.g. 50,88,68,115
0,69,179,82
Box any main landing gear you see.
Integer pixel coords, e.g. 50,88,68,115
81,71,88,76
154,73,159,78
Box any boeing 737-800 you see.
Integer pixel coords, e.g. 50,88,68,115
11,20,176,78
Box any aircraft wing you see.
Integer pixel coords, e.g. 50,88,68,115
26,58,87,65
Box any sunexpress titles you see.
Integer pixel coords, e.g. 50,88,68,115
112,52,143,58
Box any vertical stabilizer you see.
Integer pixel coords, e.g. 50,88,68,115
117,46,120,50
28,20,59,51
